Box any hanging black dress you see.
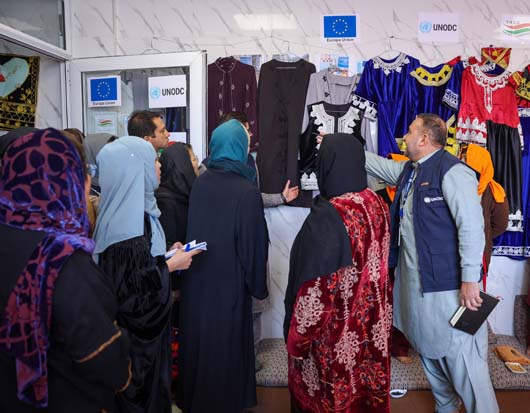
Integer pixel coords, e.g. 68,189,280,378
256,59,316,207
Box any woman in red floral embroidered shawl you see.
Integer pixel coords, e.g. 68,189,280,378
284,133,392,413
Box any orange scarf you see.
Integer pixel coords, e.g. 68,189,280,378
386,153,410,202
466,144,506,203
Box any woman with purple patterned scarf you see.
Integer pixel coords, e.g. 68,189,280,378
0,128,131,413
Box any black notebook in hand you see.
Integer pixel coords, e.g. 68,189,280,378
449,291,500,335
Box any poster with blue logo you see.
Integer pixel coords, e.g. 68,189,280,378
148,75,187,109
418,12,459,43
321,15,358,43
87,75,121,107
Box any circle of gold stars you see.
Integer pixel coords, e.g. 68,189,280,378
97,80,111,98
332,18,348,35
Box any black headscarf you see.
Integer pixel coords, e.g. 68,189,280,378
284,133,369,340
0,127,38,160
157,143,196,204
317,132,367,199
155,143,196,246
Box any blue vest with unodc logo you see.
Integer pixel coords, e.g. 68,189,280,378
389,149,465,293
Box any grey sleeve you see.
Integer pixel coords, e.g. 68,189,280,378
261,192,283,208
301,73,318,132
441,164,485,283
365,151,406,186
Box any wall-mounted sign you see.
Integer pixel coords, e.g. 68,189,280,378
88,75,121,107
93,112,117,135
148,75,187,109
169,132,187,143
417,12,459,43
321,15,358,43
501,15,530,41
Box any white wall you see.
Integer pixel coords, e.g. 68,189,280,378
71,0,530,69
70,0,530,338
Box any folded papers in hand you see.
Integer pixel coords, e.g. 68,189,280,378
165,240,207,259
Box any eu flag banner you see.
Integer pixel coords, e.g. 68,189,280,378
322,15,357,43
88,75,122,107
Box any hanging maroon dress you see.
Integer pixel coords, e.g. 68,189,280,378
287,189,392,413
207,57,258,150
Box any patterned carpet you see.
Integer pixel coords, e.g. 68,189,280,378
256,296,530,390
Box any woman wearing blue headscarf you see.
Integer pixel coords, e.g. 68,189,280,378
94,136,200,413
177,120,269,413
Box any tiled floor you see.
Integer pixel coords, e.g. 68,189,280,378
250,387,530,413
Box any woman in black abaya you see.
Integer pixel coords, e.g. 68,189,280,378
177,119,269,413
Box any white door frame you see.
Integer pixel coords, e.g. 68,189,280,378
67,51,207,159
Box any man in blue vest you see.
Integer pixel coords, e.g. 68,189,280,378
365,113,498,413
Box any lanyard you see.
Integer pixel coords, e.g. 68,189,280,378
399,168,416,220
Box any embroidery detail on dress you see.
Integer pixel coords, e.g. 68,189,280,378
371,303,392,357
311,104,335,135
519,108,530,118
476,61,497,73
410,64,452,86
470,64,510,113
373,53,410,76
339,266,359,306
457,117,487,145
515,75,530,102
335,329,360,371
381,231,391,259
442,89,459,110
301,355,320,397
311,103,361,135
492,245,530,257
367,242,381,282
507,209,524,232
337,107,361,134
352,94,378,120
349,192,364,204
295,279,324,335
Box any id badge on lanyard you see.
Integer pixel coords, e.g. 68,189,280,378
398,169,416,246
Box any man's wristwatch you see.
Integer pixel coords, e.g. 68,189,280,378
280,192,287,204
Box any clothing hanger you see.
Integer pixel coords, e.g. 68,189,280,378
275,41,301,69
216,55,235,63
326,65,346,76
378,36,401,60
140,38,162,55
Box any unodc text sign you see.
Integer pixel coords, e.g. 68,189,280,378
418,12,459,43
148,75,187,109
